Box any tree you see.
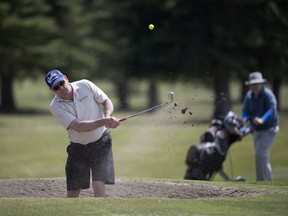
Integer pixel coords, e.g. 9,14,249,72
47,0,102,80
0,0,59,112
0,0,109,112
84,0,288,115
1,0,287,115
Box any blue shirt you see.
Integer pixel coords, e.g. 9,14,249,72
242,87,278,130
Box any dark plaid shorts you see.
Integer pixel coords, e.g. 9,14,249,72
65,129,115,190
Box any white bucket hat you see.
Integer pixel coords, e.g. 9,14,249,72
245,72,267,85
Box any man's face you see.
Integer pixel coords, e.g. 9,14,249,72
250,83,263,95
52,77,71,98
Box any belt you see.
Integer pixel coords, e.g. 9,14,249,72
70,141,97,148
70,129,109,147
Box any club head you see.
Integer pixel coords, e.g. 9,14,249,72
167,92,174,103
234,176,246,181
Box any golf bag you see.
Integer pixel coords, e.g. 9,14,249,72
184,111,251,181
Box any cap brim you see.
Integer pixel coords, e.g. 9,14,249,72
245,79,266,85
50,77,65,89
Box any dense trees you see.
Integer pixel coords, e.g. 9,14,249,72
0,0,287,116
0,0,58,111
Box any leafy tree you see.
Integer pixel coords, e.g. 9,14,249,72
103,0,288,116
1,0,287,115
0,0,110,112
0,0,59,112
83,0,133,110
47,0,102,80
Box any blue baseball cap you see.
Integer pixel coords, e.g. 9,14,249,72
45,70,65,89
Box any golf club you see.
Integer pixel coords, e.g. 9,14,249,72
119,92,174,122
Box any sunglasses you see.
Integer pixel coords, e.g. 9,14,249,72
53,80,65,91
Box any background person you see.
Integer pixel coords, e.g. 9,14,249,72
45,69,120,197
242,71,279,181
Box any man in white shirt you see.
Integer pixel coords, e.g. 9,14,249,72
45,69,120,197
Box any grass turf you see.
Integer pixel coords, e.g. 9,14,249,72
0,184,287,216
0,78,287,215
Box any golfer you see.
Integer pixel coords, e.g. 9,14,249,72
242,72,279,181
45,69,120,197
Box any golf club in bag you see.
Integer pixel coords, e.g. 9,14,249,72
184,111,251,181
120,92,174,122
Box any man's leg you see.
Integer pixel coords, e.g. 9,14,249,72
66,144,90,198
254,128,278,181
91,130,114,198
92,181,106,197
67,189,81,198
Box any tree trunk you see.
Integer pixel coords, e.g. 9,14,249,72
116,81,129,111
272,76,281,111
0,73,16,113
213,71,231,119
148,80,158,108
240,77,248,103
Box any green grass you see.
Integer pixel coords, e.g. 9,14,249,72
0,183,287,216
0,77,288,215
0,112,287,181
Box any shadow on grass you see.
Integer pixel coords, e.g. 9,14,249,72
0,108,50,115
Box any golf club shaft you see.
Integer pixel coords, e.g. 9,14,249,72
120,92,174,122
120,102,167,122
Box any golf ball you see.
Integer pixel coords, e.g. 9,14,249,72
148,24,154,30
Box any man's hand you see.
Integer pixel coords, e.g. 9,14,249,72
105,117,120,129
253,117,264,125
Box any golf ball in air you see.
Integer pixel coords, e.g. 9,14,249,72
148,24,154,30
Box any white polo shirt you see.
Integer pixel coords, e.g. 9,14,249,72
50,79,108,144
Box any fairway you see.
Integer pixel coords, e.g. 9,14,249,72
0,78,287,215
2,78,288,181
0,178,287,216
1,0,288,214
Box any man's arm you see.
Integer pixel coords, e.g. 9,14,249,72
68,117,119,132
101,98,114,117
68,98,119,132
